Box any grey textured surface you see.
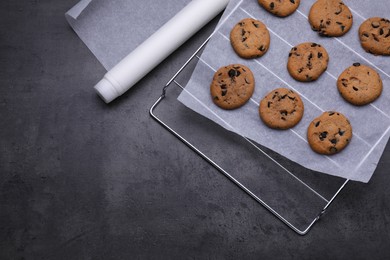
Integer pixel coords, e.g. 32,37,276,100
1,0,390,259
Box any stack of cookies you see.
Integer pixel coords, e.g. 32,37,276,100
209,0,388,156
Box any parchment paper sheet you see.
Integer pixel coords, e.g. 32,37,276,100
178,0,390,183
66,0,190,70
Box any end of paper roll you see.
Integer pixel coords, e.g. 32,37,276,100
94,77,119,103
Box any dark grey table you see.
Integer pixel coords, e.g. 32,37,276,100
1,0,390,259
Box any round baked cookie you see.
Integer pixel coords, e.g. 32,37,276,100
287,42,329,82
210,64,255,110
359,17,390,55
257,0,300,17
307,111,352,155
230,18,270,59
337,63,383,106
259,88,304,129
308,0,353,37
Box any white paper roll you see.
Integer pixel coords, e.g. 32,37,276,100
94,0,230,103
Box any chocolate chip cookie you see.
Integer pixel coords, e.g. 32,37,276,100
337,63,383,106
230,18,270,59
210,64,255,110
257,0,300,17
307,111,352,155
359,17,390,55
287,42,329,82
259,88,304,129
308,0,353,37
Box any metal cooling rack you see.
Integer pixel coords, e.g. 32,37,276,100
150,34,350,235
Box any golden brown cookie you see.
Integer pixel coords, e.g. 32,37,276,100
359,17,390,56
259,88,304,129
307,111,352,155
337,63,383,106
287,42,329,82
230,18,270,59
257,0,300,17
308,0,353,37
210,64,255,110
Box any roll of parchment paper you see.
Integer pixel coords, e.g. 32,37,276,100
94,0,230,103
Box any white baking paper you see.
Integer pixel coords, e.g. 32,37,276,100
178,0,390,183
66,0,190,70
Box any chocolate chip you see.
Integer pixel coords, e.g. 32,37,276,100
353,86,359,91
328,112,335,116
380,28,384,35
259,45,266,52
311,43,318,47
290,0,295,3
267,101,271,108
353,62,360,67
330,138,338,144
338,129,345,136
252,21,259,28
270,2,274,9
280,110,288,116
221,89,227,96
318,52,323,58
372,33,380,42
298,68,303,73
362,32,369,37
289,52,292,57
228,69,240,78
319,131,328,141
315,121,320,127
329,147,338,153
336,21,345,31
